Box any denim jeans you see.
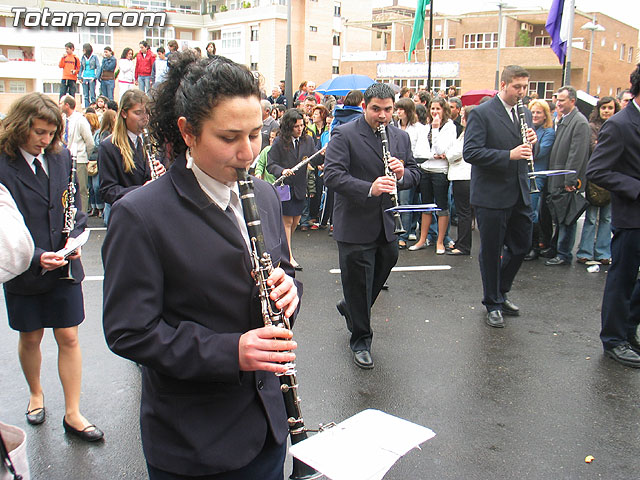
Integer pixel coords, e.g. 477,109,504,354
82,79,97,107
556,222,578,262
100,79,115,100
138,75,151,93
529,176,548,224
576,203,612,260
60,79,76,98
88,174,104,209
398,187,419,241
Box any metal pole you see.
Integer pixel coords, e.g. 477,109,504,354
285,0,293,108
427,0,433,93
586,27,594,94
564,0,575,86
495,2,504,91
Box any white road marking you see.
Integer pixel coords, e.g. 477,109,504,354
329,265,451,274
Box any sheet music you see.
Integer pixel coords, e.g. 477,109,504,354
289,409,435,480
56,230,90,258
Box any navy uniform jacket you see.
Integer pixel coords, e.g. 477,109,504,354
463,95,532,209
0,149,86,295
98,135,151,205
266,134,318,200
102,157,297,476
586,101,640,229
323,115,420,243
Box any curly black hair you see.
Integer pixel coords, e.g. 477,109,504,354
148,51,260,157
278,108,304,147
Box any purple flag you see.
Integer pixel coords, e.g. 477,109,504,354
545,0,566,64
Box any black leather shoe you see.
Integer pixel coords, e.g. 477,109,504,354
629,333,640,354
63,417,104,442
502,298,520,316
25,394,45,425
353,350,374,369
539,247,556,258
524,249,539,261
604,344,640,368
381,283,389,290
545,256,570,266
486,310,505,328
336,300,353,332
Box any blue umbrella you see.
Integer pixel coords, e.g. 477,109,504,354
314,74,375,96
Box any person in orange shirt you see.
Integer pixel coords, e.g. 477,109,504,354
59,42,80,100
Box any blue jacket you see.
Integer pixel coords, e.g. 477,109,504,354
79,54,100,80
330,105,363,132
533,126,555,171
97,55,116,80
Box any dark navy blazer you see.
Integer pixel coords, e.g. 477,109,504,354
102,156,296,476
463,95,532,209
323,115,420,244
0,148,86,295
98,135,151,205
266,134,318,200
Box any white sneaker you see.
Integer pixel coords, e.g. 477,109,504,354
408,234,417,241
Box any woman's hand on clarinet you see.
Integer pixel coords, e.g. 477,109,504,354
153,160,166,177
282,168,294,177
40,252,67,271
238,326,297,373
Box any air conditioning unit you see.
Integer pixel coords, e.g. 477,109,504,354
520,23,533,32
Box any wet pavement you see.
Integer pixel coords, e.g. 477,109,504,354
1,217,639,480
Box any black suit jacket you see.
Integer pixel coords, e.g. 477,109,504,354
463,95,532,209
323,115,420,243
102,157,296,476
0,149,86,294
587,102,640,229
98,135,151,205
266,134,317,200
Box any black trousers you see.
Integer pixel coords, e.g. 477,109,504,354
475,197,532,312
600,228,640,350
452,180,472,254
337,238,398,351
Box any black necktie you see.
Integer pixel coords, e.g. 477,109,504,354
34,158,49,197
294,138,299,157
511,108,519,130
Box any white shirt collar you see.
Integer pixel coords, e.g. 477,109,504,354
497,94,517,119
19,147,48,175
185,148,238,211
127,130,141,147
633,98,640,114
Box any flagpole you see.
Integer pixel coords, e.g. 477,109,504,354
427,0,433,93
564,0,575,85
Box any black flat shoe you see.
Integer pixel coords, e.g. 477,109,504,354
524,249,539,261
486,310,505,328
293,264,303,271
446,248,469,256
26,394,45,425
353,350,374,369
63,417,104,442
502,298,520,316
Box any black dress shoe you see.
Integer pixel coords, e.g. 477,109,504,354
502,298,520,316
381,283,389,290
292,264,303,271
524,249,539,261
539,247,556,258
353,350,374,369
604,344,640,368
26,394,45,425
336,300,353,332
629,334,640,354
486,310,505,328
545,256,570,266
63,417,104,442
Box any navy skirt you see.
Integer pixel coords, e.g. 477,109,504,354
281,197,305,217
5,282,84,332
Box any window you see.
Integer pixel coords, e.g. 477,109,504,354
211,30,221,41
448,37,456,49
332,66,339,74
146,26,169,48
429,38,443,49
80,25,113,46
629,46,634,63
42,82,58,94
529,81,555,100
250,62,258,71
463,33,497,49
333,34,340,46
334,4,341,16
534,36,551,47
221,30,242,50
250,26,259,42
309,55,317,61
620,43,625,61
0,81,4,94
9,81,26,94
130,0,166,10
310,26,317,32
7,49,24,60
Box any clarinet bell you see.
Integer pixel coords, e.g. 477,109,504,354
393,214,406,236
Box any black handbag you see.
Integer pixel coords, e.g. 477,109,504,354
585,181,611,207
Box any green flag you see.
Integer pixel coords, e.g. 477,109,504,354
408,0,431,62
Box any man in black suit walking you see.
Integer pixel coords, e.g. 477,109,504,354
324,83,420,369
587,63,640,368
463,65,538,328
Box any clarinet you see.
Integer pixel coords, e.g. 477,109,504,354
236,169,321,480
377,124,406,235
516,99,540,194
273,149,325,186
59,152,77,281
141,128,159,181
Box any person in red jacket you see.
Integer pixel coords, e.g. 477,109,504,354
59,42,80,99
134,41,155,94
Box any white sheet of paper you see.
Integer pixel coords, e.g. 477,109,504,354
289,409,435,480
56,230,90,258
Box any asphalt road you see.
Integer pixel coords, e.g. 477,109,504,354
1,217,639,480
